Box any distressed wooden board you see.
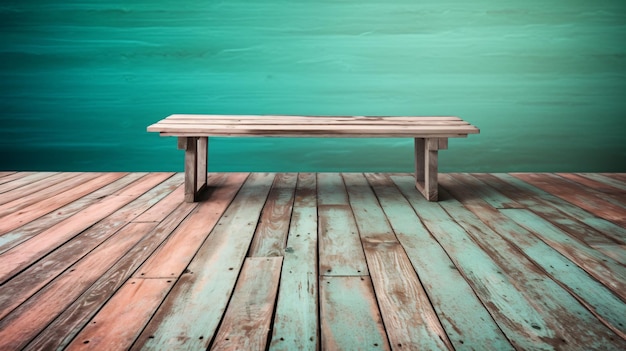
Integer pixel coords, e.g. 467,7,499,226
0,173,147,254
0,171,58,197
162,131,471,138
512,173,626,227
0,172,113,233
132,173,222,223
317,172,349,205
0,173,89,207
0,171,33,185
0,172,173,284
448,173,524,209
557,173,626,206
0,173,92,214
394,175,626,350
148,115,480,137
0,174,181,319
1,172,624,350
577,173,626,192
134,173,249,278
365,173,514,351
318,205,369,276
158,119,471,129
362,240,454,350
163,114,464,122
132,184,185,222
485,173,626,245
24,198,198,351
64,279,175,350
591,244,626,264
501,209,626,301
211,257,283,350
317,172,368,276
270,173,319,351
0,171,17,177
438,177,626,340
466,173,625,262
320,276,391,351
600,173,626,183
0,222,156,350
342,173,398,242
84,173,148,199
133,173,274,350
150,123,478,133
248,173,297,257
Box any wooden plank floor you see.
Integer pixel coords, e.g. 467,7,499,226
0,171,625,350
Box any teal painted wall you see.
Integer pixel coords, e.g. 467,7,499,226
2,0,625,172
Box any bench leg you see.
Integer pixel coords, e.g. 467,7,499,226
179,137,208,202
414,138,439,201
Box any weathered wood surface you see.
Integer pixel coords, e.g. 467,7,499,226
513,172,626,227
211,257,283,351
148,114,480,138
269,173,319,351
0,172,624,350
248,173,297,257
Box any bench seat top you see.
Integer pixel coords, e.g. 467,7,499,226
148,114,480,138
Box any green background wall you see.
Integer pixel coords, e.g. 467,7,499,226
2,0,625,172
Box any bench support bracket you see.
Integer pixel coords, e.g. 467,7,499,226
178,137,208,202
414,138,443,201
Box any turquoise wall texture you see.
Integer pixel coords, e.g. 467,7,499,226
1,0,625,172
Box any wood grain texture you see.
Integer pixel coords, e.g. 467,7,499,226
248,173,297,257
0,173,85,212
197,136,208,192
513,173,626,227
0,173,147,255
134,173,274,350
0,171,33,185
0,172,622,350
470,173,622,244
320,276,390,351
24,198,199,351
65,279,174,351
363,240,454,351
414,138,439,201
577,173,626,192
557,173,626,206
147,114,480,138
487,173,626,245
164,114,464,122
135,173,248,278
211,257,283,351
469,173,626,265
269,173,319,351
317,172,349,205
184,136,198,202
439,174,626,341
342,173,397,242
0,172,112,234
0,172,58,200
0,222,156,350
365,173,514,351
0,174,182,320
318,204,368,276
0,172,172,284
132,183,186,223
501,209,626,301
0,171,18,177
318,172,368,276
397,175,621,350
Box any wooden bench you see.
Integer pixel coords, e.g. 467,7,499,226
147,114,479,202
